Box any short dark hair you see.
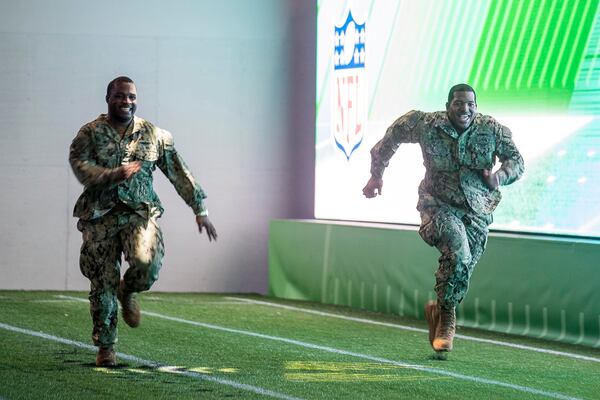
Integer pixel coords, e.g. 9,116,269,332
448,83,476,103
106,76,134,100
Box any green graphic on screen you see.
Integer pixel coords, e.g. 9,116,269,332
315,0,600,238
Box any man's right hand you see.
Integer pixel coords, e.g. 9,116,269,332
116,161,142,181
482,169,499,190
362,176,383,198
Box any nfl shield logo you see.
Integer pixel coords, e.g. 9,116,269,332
332,11,366,161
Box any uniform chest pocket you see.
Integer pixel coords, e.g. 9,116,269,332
134,140,159,162
92,137,120,166
467,134,495,168
422,135,455,171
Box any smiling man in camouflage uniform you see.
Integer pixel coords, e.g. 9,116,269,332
362,84,524,355
70,76,218,367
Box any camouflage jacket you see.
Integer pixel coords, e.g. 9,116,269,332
69,114,207,220
370,111,524,215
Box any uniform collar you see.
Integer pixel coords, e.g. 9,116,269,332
99,114,144,138
434,113,459,138
434,112,478,138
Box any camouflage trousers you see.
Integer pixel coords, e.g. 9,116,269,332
77,209,164,347
418,205,492,308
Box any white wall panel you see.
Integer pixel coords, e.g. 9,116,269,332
0,0,316,292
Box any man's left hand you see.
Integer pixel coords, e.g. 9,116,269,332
482,169,499,190
196,215,218,242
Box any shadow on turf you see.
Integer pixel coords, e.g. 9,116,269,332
429,352,449,361
81,362,134,369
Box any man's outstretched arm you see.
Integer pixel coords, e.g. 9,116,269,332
156,129,217,242
362,110,423,198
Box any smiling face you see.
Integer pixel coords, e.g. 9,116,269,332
446,91,477,133
107,81,137,125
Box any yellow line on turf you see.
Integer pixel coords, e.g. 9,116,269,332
0,321,302,400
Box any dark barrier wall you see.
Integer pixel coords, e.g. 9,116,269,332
269,219,600,348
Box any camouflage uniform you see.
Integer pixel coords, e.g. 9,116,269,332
70,114,208,347
370,111,524,308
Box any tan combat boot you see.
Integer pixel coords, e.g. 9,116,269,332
118,279,141,328
96,346,116,367
432,305,456,352
424,300,440,347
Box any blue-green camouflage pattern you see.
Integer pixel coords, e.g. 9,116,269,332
369,110,524,307
419,205,491,307
69,114,208,220
77,209,164,347
370,111,524,215
70,114,204,347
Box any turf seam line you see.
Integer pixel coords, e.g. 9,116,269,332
56,295,583,400
227,296,600,364
0,322,303,400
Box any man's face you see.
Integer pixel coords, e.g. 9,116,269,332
107,82,137,124
446,91,477,133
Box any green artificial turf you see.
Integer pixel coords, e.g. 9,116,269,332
0,291,598,399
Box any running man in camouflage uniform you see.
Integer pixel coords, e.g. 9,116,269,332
69,76,217,367
362,84,523,354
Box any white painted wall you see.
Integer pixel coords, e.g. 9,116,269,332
0,0,315,292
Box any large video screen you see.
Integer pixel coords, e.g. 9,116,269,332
315,0,600,238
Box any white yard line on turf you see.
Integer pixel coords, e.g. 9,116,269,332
56,295,582,400
0,321,302,400
227,296,600,364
